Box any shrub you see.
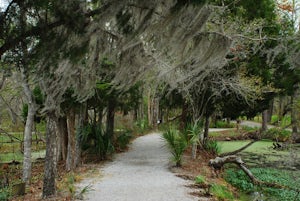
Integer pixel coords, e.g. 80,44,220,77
263,128,291,142
210,184,234,200
0,187,9,201
162,128,187,167
213,121,235,128
135,118,149,134
116,131,132,150
203,139,221,155
78,123,114,159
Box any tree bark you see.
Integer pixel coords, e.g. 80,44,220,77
20,67,37,185
66,108,76,171
261,110,268,132
291,95,298,134
42,114,57,198
203,114,210,143
75,103,87,167
57,117,68,161
106,99,115,140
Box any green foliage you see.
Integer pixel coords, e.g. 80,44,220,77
204,139,221,155
212,121,235,128
78,123,114,159
263,128,292,142
116,131,132,150
135,118,149,134
162,127,188,167
225,168,300,201
210,184,234,201
185,121,203,145
241,125,258,132
0,187,10,201
195,175,206,184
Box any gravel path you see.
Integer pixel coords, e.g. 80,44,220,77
77,133,197,201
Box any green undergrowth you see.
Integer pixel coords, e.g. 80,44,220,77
210,184,235,201
225,168,300,201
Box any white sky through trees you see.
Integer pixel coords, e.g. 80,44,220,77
0,0,9,10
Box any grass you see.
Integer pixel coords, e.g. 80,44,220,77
225,168,300,201
210,184,235,200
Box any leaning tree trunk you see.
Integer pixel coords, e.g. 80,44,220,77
42,113,57,198
261,110,268,132
20,67,37,185
66,108,76,171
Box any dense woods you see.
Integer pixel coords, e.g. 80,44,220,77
0,0,300,200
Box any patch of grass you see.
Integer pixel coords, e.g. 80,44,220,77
241,125,258,132
195,175,206,184
210,184,235,200
225,168,300,201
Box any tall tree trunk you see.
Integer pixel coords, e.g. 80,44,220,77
66,108,76,171
42,113,57,198
203,114,210,143
180,102,188,130
20,67,37,185
291,95,298,134
147,90,153,127
75,103,87,167
261,110,268,132
57,117,68,161
106,99,115,140
267,99,274,123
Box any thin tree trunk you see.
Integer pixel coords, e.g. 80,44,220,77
180,102,188,130
261,110,268,132
20,67,37,185
267,99,274,123
291,95,300,141
66,108,76,171
42,114,57,198
203,114,210,143
57,117,68,161
75,103,87,167
106,99,115,140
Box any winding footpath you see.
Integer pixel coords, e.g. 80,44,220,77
77,133,198,201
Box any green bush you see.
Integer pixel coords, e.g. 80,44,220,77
0,187,10,201
204,139,221,155
210,184,234,200
78,123,114,159
241,125,258,132
225,168,300,201
213,121,235,128
135,118,149,134
162,128,187,167
263,128,292,142
116,131,132,150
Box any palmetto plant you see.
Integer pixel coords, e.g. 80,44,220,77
186,121,203,159
162,128,187,167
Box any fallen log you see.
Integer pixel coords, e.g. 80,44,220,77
219,140,259,157
209,155,299,192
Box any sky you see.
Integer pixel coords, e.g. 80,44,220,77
0,0,9,10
